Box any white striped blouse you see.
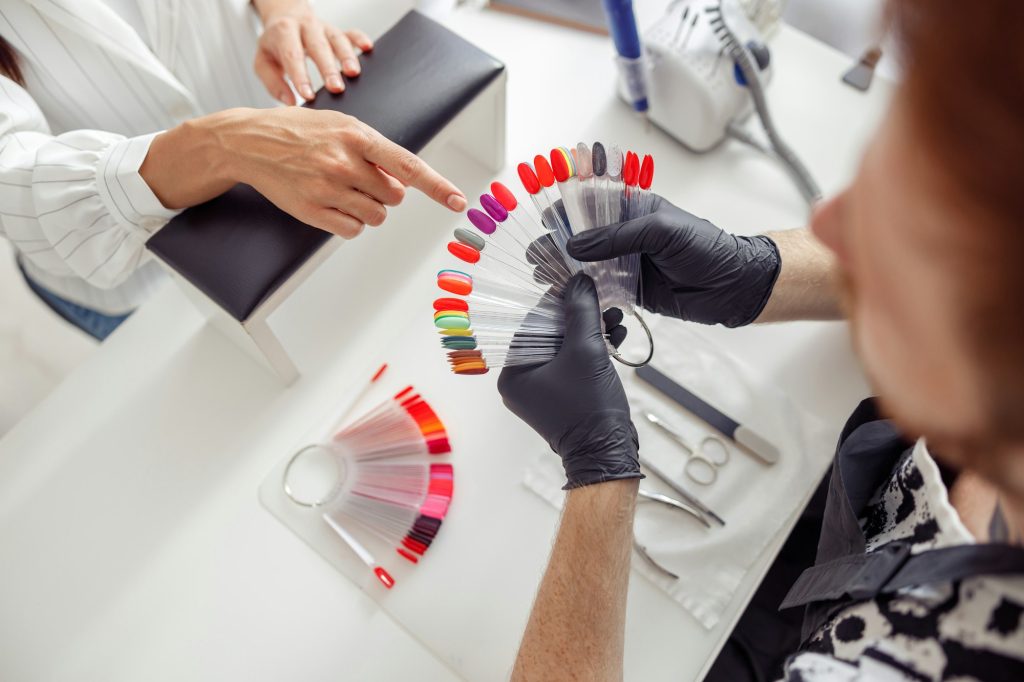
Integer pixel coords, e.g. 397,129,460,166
0,0,278,314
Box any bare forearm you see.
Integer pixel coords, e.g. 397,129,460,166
755,227,843,322
139,110,243,209
512,479,639,682
140,105,463,238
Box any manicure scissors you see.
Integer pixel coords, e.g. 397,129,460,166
645,411,730,486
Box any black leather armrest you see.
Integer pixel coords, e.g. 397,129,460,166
147,10,504,322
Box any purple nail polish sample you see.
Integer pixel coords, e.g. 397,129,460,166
479,194,509,222
467,208,497,234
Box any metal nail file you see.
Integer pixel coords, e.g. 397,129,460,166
635,365,780,465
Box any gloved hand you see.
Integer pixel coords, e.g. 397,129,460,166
498,274,641,490
566,195,781,327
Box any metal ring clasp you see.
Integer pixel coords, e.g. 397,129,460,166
283,444,344,508
611,309,655,368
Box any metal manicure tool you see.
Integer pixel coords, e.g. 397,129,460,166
633,539,678,580
632,487,710,581
636,364,780,465
644,411,730,486
638,488,710,528
640,456,726,527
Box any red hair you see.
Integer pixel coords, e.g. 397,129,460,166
891,0,1024,439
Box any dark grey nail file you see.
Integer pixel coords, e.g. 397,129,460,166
635,365,780,465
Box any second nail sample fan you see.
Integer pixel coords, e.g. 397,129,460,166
434,143,657,375
281,387,453,589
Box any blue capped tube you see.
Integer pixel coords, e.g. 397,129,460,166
601,0,648,113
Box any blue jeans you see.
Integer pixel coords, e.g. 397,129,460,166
18,262,131,341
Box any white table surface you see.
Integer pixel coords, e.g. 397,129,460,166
0,5,891,680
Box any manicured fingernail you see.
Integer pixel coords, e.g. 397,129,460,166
343,59,360,75
447,193,467,211
327,75,342,90
299,84,314,100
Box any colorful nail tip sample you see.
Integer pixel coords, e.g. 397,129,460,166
533,154,555,187
639,154,654,189
490,182,518,210
306,387,455,589
467,208,497,234
517,164,541,195
480,193,509,222
437,269,473,295
454,227,486,251
592,142,607,176
448,241,481,264
432,141,657,375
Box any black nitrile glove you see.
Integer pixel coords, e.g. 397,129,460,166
566,195,782,327
498,274,641,490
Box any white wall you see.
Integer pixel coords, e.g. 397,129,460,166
783,0,899,80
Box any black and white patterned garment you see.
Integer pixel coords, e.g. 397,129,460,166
783,440,1024,681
